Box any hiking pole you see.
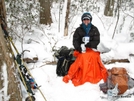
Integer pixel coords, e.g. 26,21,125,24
15,61,34,101
8,36,19,54
1,16,47,101
20,55,47,101
1,20,35,101
8,36,47,101
5,28,47,101
5,39,34,101
7,38,35,101
22,63,47,101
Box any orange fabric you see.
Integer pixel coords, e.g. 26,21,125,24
73,50,81,57
63,48,108,86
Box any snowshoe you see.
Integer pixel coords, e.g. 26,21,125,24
25,96,35,101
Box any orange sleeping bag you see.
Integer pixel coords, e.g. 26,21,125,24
63,48,108,86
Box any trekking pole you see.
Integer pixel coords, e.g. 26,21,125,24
1,19,35,101
8,36,47,101
1,16,47,101
8,40,35,101
22,63,47,101
14,61,34,101
7,39,34,101
8,36,19,54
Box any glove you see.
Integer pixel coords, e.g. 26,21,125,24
76,47,82,53
63,75,71,83
85,42,91,48
73,50,81,57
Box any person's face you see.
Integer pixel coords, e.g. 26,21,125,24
83,19,90,25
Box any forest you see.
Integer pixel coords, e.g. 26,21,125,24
0,0,134,101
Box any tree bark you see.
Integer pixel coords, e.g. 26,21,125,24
39,0,52,25
0,26,22,101
64,0,71,36
0,0,22,100
104,0,115,16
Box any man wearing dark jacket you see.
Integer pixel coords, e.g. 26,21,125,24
73,12,100,52
62,12,107,86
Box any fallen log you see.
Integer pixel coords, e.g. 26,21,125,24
103,59,130,64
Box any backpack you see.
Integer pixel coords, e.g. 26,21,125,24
99,67,130,95
54,46,75,76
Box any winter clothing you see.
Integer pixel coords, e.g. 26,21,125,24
63,13,106,86
63,48,108,86
73,24,100,52
73,50,80,57
82,22,92,36
81,12,92,21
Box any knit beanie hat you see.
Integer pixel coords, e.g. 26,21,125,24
81,12,92,21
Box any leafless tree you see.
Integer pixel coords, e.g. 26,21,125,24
39,0,53,25
64,0,71,36
104,0,115,16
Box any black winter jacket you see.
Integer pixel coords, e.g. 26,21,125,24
73,24,100,52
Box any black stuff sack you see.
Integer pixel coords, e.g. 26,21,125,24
54,46,75,76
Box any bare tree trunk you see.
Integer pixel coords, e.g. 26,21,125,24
0,32,4,98
39,0,52,25
104,0,115,16
0,26,22,101
58,2,62,32
0,0,5,92
0,0,6,21
112,0,120,39
64,0,71,36
0,0,22,100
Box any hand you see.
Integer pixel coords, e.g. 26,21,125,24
85,42,90,47
63,75,71,83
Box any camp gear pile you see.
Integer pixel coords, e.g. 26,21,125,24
99,67,134,95
54,46,75,76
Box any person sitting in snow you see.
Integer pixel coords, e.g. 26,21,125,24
63,12,108,86
73,12,100,53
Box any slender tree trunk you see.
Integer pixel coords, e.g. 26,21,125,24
112,0,120,39
64,0,71,36
39,0,52,25
58,2,62,32
104,0,115,16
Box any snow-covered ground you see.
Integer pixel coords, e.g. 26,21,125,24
1,1,134,101
20,38,134,101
